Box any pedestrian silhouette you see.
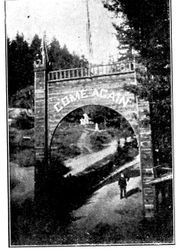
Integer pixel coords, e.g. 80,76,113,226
118,173,128,199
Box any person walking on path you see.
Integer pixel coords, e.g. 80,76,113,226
118,173,128,199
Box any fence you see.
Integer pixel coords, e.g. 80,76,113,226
48,61,135,82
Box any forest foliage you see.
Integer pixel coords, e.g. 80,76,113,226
8,33,88,106
104,0,171,166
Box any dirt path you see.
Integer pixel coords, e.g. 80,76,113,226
71,174,143,232
77,130,92,154
64,139,118,176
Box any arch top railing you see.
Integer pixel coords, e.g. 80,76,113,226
48,60,135,82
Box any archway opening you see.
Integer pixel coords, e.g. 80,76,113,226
47,104,142,224
50,105,139,180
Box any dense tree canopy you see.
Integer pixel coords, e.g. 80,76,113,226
48,38,88,70
104,0,171,166
8,33,34,97
8,34,88,107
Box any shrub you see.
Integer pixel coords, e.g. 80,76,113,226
15,149,35,167
15,112,34,130
90,131,112,151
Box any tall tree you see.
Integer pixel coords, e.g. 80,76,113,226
104,0,171,166
30,34,42,59
48,37,88,70
8,33,33,97
8,34,88,108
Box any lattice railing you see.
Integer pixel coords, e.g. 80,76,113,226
48,60,135,81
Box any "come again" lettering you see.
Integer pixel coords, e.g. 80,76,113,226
54,88,133,113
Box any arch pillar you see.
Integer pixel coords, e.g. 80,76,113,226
138,99,155,218
34,61,48,166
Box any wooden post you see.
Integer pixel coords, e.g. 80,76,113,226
44,61,49,170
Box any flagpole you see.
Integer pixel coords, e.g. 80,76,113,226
85,0,93,73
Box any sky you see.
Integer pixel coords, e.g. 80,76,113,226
6,0,120,64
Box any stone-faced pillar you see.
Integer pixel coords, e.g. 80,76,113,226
34,59,47,164
138,99,156,219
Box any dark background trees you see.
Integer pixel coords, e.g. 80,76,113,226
8,34,88,108
48,38,88,70
8,33,34,98
8,33,42,108
104,0,171,166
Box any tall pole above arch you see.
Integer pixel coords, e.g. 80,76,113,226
85,0,93,64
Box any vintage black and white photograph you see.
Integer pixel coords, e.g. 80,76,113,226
6,0,174,246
